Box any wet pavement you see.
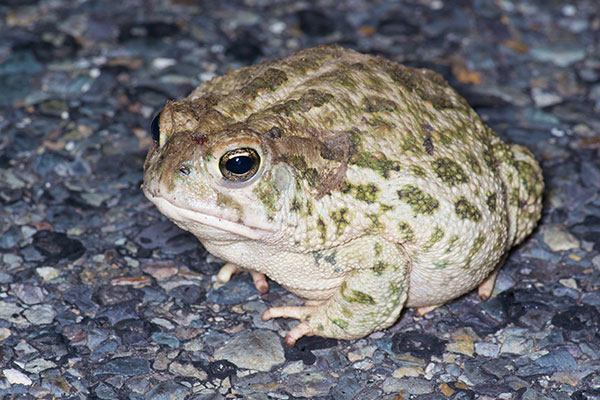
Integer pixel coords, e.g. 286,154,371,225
1,0,599,398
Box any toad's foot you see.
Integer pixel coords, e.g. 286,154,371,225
216,262,269,294
263,238,410,346
477,267,499,300
415,305,441,316
262,305,317,346
477,254,507,300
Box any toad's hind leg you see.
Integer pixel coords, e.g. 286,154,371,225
217,262,269,294
262,238,411,345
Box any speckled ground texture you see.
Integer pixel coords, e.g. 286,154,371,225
0,0,599,399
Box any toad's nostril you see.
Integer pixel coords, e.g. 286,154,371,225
179,165,191,176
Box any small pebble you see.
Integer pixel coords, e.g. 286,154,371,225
214,330,285,371
3,368,32,386
24,304,57,324
0,328,11,341
542,225,580,252
36,266,60,281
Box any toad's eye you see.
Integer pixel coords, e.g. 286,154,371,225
219,148,260,182
150,110,161,141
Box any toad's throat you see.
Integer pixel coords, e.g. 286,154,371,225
146,194,276,240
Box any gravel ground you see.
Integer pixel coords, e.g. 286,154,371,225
1,0,599,399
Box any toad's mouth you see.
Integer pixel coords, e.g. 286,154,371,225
145,192,277,240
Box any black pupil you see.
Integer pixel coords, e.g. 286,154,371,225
226,156,253,175
150,111,161,141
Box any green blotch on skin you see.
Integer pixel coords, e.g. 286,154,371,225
374,243,383,257
398,184,440,215
367,213,383,231
318,67,357,90
454,196,482,222
372,261,388,276
385,63,419,92
464,152,482,174
285,154,308,171
366,115,396,131
330,208,350,236
331,318,349,330
341,306,353,318
381,204,394,213
384,62,455,110
216,192,242,218
340,282,376,305
506,172,514,184
253,173,280,217
401,131,424,155
341,181,380,203
340,180,352,194
242,68,288,98
510,187,520,207
398,222,415,242
285,155,320,188
300,89,334,108
482,147,497,170
349,152,401,178
290,197,302,213
355,183,379,203
432,157,469,186
303,168,320,187
423,225,445,249
388,280,404,296
362,96,398,113
515,160,542,197
493,142,515,164
316,323,324,331
324,251,336,266
271,89,334,116
305,199,314,216
433,261,450,270
317,217,327,242
464,233,486,267
436,130,453,147
486,191,497,212
410,165,427,178
446,235,459,253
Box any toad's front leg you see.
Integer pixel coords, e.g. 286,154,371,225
217,262,269,294
262,239,411,345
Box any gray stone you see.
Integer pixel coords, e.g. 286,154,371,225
152,332,180,348
382,377,433,395
541,225,580,252
500,335,534,355
531,88,562,108
94,382,116,399
460,360,491,385
0,226,21,249
530,46,586,67
12,284,46,305
214,330,284,371
94,358,150,376
521,387,552,400
474,341,500,357
23,358,57,374
3,368,32,385
535,349,578,371
24,305,57,324
330,371,361,400
278,370,336,398
0,301,23,322
0,271,13,284
146,381,190,400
